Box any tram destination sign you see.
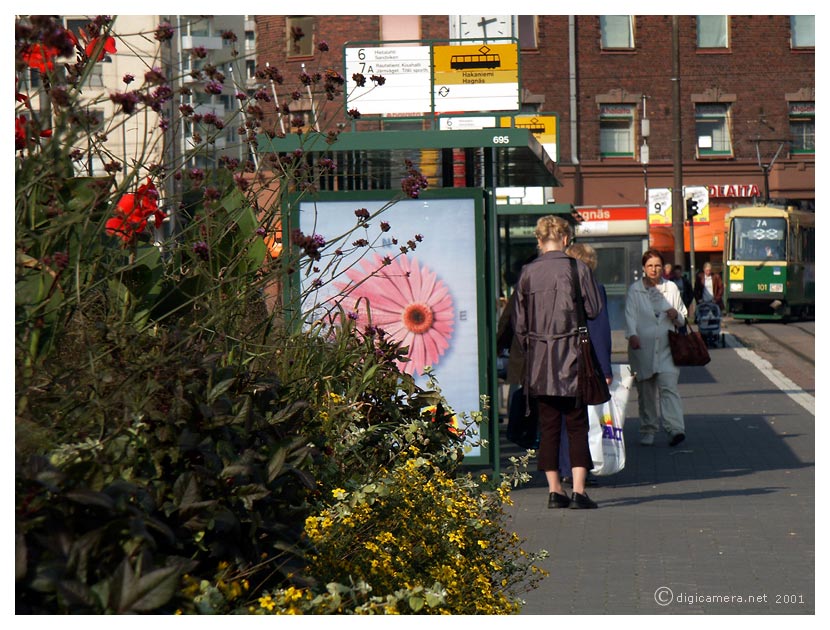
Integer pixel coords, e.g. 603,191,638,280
345,46,432,115
433,43,519,114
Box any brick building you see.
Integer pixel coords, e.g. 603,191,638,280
254,15,813,311
254,14,814,210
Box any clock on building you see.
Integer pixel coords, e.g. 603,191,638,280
450,15,514,43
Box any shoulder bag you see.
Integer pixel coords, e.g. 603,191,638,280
570,258,611,405
668,325,711,366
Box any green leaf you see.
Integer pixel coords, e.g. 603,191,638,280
110,558,185,613
267,447,287,483
408,595,424,612
208,378,236,404
361,364,379,385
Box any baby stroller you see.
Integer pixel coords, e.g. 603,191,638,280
695,302,725,348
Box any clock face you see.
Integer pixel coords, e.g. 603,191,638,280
455,15,513,42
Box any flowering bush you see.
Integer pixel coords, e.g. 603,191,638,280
15,15,548,615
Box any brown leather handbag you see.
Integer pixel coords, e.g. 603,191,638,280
668,326,711,366
570,259,612,405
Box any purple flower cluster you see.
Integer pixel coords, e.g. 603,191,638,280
401,160,429,199
193,240,209,260
291,229,326,261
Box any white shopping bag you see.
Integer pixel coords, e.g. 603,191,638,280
588,364,634,475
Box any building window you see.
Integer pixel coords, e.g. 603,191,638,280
790,16,815,49
517,15,538,50
697,15,728,48
600,16,634,49
789,101,815,154
287,16,315,58
88,62,104,87
599,104,635,157
695,104,732,157
380,15,420,41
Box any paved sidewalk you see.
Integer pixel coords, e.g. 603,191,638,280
499,331,815,615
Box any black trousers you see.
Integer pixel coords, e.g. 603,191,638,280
535,395,592,472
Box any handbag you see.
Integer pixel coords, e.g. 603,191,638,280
668,326,711,366
569,258,611,405
588,364,633,475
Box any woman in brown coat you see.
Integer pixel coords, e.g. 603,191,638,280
513,215,603,509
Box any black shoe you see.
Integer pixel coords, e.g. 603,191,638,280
569,492,598,509
548,492,571,509
561,476,572,486
669,433,686,447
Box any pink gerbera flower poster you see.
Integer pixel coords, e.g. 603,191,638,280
333,253,455,377
298,197,482,454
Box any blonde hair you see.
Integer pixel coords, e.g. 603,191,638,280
534,215,572,244
566,242,598,271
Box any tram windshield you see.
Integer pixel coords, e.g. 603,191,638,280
729,217,787,261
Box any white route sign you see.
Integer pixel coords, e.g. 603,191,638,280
345,46,432,115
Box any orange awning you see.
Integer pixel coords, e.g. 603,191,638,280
649,206,729,253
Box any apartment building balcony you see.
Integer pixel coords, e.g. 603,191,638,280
181,35,224,51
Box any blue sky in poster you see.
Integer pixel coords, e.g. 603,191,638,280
298,197,482,453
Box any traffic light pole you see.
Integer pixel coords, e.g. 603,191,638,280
688,210,696,281
685,197,698,282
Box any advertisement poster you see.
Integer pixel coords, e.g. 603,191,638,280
298,197,483,456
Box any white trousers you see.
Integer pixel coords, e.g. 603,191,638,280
637,371,685,437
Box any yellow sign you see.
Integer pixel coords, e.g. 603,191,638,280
729,265,744,280
500,114,556,139
433,43,518,85
499,113,558,161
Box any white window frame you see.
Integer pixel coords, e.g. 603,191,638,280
696,15,729,49
600,16,634,49
789,102,815,154
790,15,815,49
599,104,635,157
695,104,733,157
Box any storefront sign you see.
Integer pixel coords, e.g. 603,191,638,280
707,184,761,198
573,206,648,236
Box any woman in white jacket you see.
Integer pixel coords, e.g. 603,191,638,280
625,249,688,447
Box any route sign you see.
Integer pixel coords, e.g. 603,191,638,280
500,113,557,161
432,43,519,113
345,46,432,115
438,116,498,130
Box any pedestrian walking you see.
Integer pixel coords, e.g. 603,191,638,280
513,215,603,509
559,242,613,486
625,249,688,447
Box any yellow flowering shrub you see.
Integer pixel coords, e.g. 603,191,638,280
256,448,548,615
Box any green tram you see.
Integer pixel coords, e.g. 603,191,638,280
724,205,815,321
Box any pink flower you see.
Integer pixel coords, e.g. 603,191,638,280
334,254,454,375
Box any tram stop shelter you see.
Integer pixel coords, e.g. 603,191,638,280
258,127,573,472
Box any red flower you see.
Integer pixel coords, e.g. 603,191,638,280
15,115,52,150
15,116,27,150
84,35,117,61
20,44,61,73
105,179,165,243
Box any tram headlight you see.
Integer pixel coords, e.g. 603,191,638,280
730,282,744,293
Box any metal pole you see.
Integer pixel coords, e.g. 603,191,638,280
688,198,696,281
671,16,685,268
